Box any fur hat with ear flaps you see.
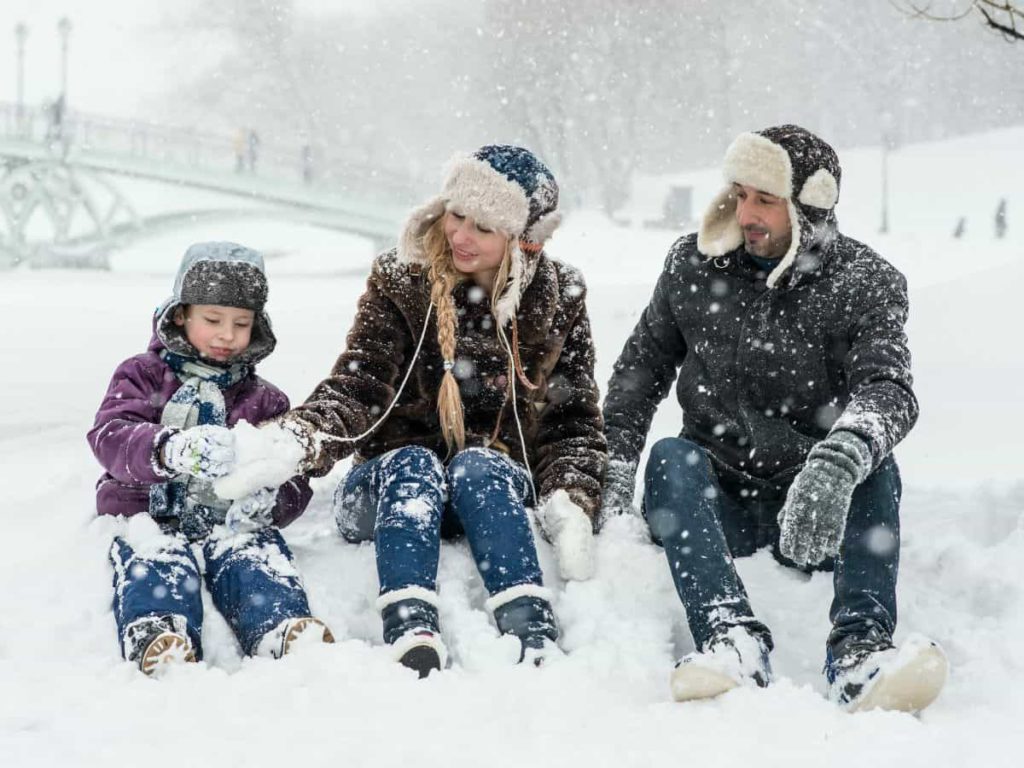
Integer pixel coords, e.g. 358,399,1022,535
697,124,842,288
397,144,562,325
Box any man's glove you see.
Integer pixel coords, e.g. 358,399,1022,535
778,431,872,567
599,459,639,526
535,489,596,582
161,425,236,481
224,487,278,534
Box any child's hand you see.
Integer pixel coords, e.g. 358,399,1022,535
224,487,278,533
162,425,236,481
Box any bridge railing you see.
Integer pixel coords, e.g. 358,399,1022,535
0,101,421,203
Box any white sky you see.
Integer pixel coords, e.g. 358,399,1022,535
0,0,381,119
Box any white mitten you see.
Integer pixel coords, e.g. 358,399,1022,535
214,419,309,500
535,489,596,582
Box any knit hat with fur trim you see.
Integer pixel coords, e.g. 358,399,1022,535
398,144,561,325
697,124,842,288
155,241,276,366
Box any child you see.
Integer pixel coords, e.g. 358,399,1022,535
88,242,333,675
218,146,607,676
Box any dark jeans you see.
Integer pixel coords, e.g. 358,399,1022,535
643,437,900,655
110,526,313,658
335,445,542,597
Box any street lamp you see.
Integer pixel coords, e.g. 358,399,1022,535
57,16,71,106
15,22,27,135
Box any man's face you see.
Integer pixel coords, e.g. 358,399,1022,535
733,183,792,260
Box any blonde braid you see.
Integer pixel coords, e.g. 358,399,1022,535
423,219,466,451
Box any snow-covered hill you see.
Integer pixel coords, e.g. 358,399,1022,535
1,127,1022,767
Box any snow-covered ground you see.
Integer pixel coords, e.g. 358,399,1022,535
1,129,1022,767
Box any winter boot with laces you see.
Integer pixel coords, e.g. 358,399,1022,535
826,632,947,713
671,625,772,702
256,616,335,659
124,614,196,676
487,585,560,667
377,587,448,678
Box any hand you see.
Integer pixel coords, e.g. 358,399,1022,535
224,487,278,533
161,425,236,481
213,418,311,500
536,489,596,581
778,431,872,567
599,459,639,525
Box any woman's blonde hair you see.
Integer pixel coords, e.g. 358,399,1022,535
422,215,515,452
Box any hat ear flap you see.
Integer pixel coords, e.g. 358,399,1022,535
797,168,839,210
398,197,446,264
522,210,562,248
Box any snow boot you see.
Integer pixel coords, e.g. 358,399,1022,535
826,632,947,713
377,587,448,678
256,616,335,659
486,585,560,667
124,615,196,676
671,625,772,702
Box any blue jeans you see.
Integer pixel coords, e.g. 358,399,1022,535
335,446,542,597
110,526,313,658
643,437,900,654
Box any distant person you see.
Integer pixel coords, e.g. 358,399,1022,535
954,217,966,239
217,146,606,677
247,129,260,173
88,242,332,676
233,128,246,173
601,125,947,712
302,143,314,184
995,198,1007,239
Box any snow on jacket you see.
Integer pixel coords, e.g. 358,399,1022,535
289,247,607,517
88,330,312,527
603,230,918,493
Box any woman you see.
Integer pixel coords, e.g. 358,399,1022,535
220,145,606,676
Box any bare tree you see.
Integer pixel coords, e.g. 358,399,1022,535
892,1,1024,41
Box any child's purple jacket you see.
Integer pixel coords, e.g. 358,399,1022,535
87,332,312,527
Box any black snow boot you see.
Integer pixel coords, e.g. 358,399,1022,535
377,587,448,678
488,586,560,666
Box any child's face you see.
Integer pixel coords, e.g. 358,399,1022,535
174,304,255,362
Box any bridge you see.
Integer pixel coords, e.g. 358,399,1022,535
0,101,417,269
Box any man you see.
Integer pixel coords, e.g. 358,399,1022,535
602,125,947,712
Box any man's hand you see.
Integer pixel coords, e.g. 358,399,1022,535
161,425,236,481
599,459,639,525
778,431,872,567
224,487,278,534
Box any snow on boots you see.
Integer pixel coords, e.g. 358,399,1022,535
378,587,448,678
826,633,948,713
124,614,196,676
671,626,772,702
487,586,560,666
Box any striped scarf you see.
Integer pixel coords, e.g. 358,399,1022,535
149,351,250,540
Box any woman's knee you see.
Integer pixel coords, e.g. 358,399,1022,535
383,445,446,483
645,437,711,485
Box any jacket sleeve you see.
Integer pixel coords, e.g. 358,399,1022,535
601,247,689,477
830,267,919,468
288,264,413,474
251,382,314,527
532,284,607,518
87,357,176,486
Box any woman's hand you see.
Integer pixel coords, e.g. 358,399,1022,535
535,489,596,582
213,419,310,500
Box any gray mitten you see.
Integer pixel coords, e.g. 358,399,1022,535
599,459,639,526
224,487,278,534
161,425,236,481
778,431,872,567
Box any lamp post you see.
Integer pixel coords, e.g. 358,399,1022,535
15,23,27,135
57,16,71,106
